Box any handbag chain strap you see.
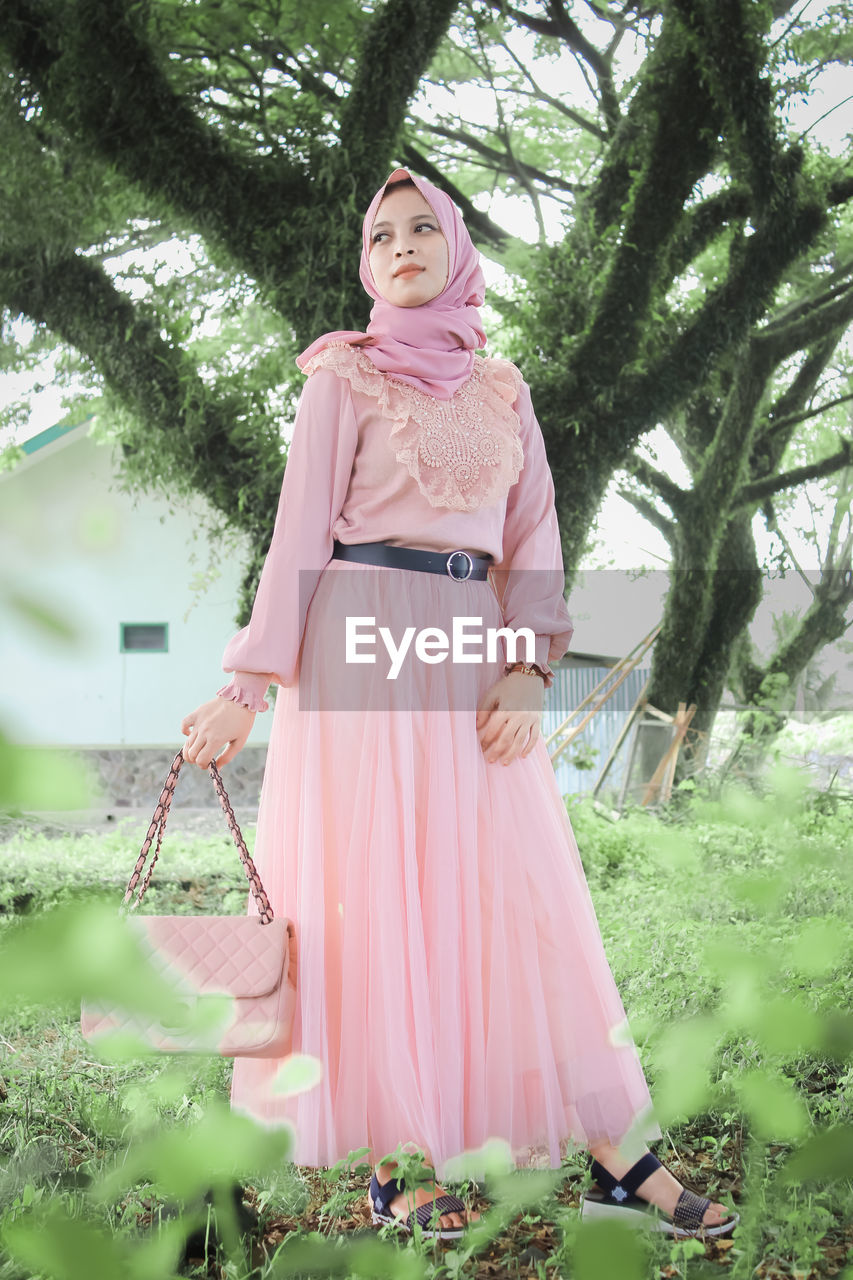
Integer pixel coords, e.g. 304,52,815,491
122,748,275,924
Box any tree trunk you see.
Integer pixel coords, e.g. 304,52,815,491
725,575,853,776
643,515,764,779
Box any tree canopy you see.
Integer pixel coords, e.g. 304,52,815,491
2,0,852,750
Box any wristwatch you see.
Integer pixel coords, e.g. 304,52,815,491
505,661,547,680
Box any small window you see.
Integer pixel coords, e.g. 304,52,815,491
120,623,169,653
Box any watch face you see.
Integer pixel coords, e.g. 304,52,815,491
507,663,544,679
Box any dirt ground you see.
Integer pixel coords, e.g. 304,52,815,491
0,806,257,843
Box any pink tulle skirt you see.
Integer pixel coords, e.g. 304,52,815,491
230,560,660,1176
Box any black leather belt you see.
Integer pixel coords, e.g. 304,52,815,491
331,540,492,582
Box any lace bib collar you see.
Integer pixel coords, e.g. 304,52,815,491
302,344,524,512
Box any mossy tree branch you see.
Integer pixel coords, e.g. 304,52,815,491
670,0,782,213
751,333,844,497
760,390,853,441
0,244,283,510
610,176,827,439
543,0,621,131
485,0,620,131
725,556,853,768
0,0,462,339
334,0,460,200
624,453,690,521
567,44,720,399
753,277,853,365
737,440,853,507
665,189,751,280
0,240,291,616
616,486,677,543
409,121,584,191
0,0,313,300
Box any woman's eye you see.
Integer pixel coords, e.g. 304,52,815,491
371,222,436,244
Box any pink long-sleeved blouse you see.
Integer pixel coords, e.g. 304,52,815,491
217,347,573,710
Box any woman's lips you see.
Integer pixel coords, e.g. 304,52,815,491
394,265,424,278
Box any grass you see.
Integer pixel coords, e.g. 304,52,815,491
0,771,852,1279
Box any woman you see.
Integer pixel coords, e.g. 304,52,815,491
181,169,738,1241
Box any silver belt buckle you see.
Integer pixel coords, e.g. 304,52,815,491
446,550,474,581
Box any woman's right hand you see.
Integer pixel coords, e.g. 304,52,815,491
181,697,256,769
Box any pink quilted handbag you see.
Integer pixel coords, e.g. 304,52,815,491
81,749,296,1058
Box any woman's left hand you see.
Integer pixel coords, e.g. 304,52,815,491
476,671,544,765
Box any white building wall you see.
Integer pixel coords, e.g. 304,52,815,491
1,428,272,749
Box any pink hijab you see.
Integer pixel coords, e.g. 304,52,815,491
296,168,487,400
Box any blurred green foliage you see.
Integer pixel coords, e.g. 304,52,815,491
1,762,851,1277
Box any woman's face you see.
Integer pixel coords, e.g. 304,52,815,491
368,184,449,308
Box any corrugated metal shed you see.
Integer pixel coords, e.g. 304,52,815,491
544,658,650,795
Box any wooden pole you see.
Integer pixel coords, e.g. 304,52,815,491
589,682,648,797
641,702,697,806
549,657,653,765
545,624,661,754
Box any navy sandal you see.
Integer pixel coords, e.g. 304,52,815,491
368,1170,469,1239
580,1153,739,1238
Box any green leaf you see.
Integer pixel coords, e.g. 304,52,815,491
92,1101,293,1201
735,1069,810,1142
572,1217,649,1280
0,900,192,1021
751,994,824,1055
788,918,851,977
443,1137,515,1182
486,1168,562,1210
256,1232,426,1278
650,1015,719,1124
702,938,773,1023
779,1124,853,1184
3,1202,198,1280
5,590,81,642
729,870,788,909
272,1053,324,1096
0,732,96,811
3,1211,124,1280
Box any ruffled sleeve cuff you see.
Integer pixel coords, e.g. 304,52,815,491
538,628,576,690
534,637,556,690
504,636,560,689
216,673,272,713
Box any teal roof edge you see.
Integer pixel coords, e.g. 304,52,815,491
20,414,95,456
